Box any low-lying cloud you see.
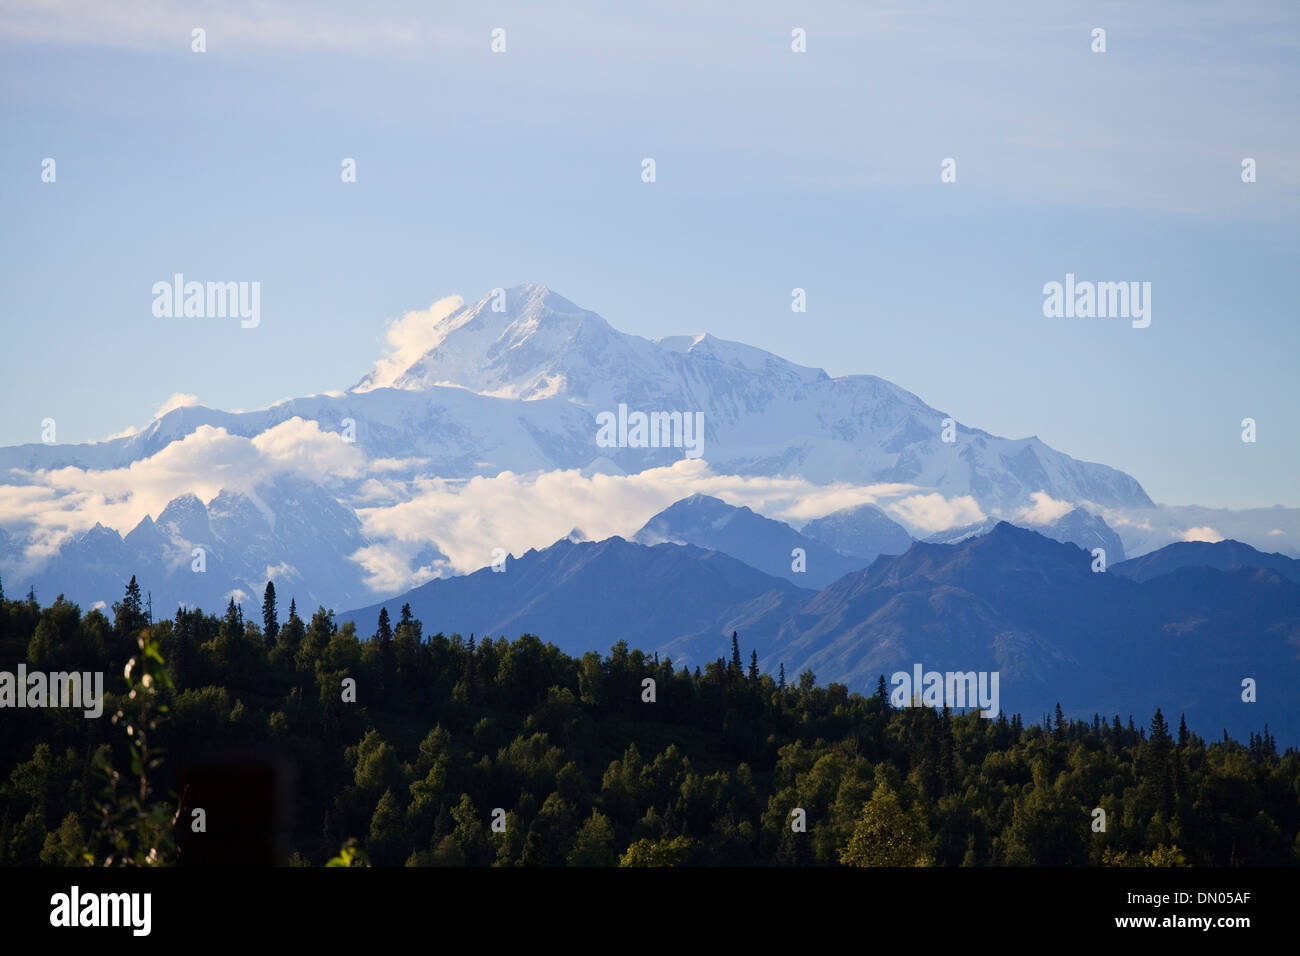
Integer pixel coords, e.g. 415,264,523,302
1014,490,1074,526
351,459,982,593
0,418,374,565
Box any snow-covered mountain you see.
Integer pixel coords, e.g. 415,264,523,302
0,284,1153,511
349,284,1154,509
19,476,379,614
4,281,1296,614
799,503,915,560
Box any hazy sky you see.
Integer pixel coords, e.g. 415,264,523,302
2,0,1296,508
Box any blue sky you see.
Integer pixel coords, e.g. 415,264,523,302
1,0,1296,508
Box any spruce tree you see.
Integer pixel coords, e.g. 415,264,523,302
112,575,147,640
275,597,304,653
398,602,414,634
1150,707,1170,743
1146,708,1175,819
1053,703,1067,743
262,581,279,647
376,607,396,692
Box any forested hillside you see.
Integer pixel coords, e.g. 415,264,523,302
2,577,1296,867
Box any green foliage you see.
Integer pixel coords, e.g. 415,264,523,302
619,835,698,866
2,581,1298,867
1102,843,1191,867
839,781,931,867
325,838,371,867
87,629,178,866
567,810,617,866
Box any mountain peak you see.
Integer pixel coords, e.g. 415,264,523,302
1113,537,1300,584
353,283,616,399
801,503,915,559
634,494,867,588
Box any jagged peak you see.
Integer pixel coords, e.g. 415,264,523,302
158,491,207,514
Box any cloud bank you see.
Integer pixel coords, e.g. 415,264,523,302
0,418,372,564
351,459,983,593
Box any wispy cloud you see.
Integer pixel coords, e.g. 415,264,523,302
154,392,199,418
1014,490,1074,526
355,295,464,392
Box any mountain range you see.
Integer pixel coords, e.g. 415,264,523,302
1113,540,1300,584
1,281,1296,744
924,507,1127,563
632,493,870,588
14,475,376,613
0,283,1157,498
342,523,1300,744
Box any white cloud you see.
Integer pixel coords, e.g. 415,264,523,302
264,562,296,583
350,460,976,593
884,493,984,535
350,542,450,595
1,422,1003,598
1102,512,1154,532
154,392,199,419
1014,490,1074,526
1179,526,1224,543
251,417,367,477
0,418,404,570
357,295,464,391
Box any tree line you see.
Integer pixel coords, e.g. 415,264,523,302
1,576,1296,866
